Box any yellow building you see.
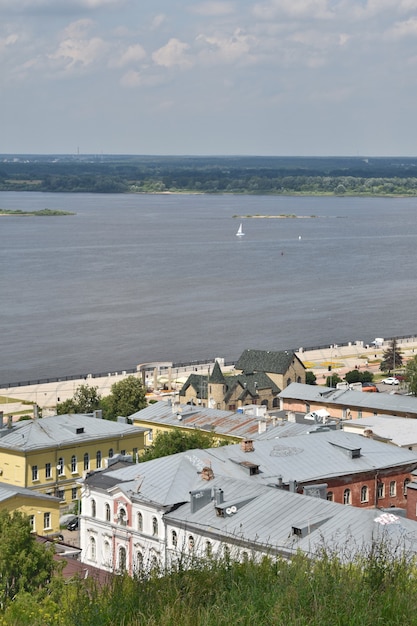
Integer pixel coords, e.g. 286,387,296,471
0,413,146,507
0,482,60,535
130,400,262,447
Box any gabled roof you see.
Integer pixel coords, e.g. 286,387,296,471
130,401,260,439
84,430,417,506
0,414,145,452
179,371,280,402
180,374,208,399
280,383,417,415
343,416,417,448
165,476,417,562
0,482,60,504
235,349,301,375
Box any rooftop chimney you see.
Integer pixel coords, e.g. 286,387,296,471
240,439,254,453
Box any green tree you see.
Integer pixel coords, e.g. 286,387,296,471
102,375,147,420
56,384,101,415
305,371,317,385
345,370,374,384
141,429,228,462
0,511,57,607
406,355,417,396
380,339,403,373
326,373,342,387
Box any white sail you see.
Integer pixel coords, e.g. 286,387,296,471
236,223,245,237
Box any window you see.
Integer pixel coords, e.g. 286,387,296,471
118,546,127,573
43,512,51,529
326,491,334,502
91,499,96,518
108,448,114,459
205,541,212,557
148,430,153,443
32,465,39,482
96,450,102,469
361,485,369,503
404,478,411,495
377,482,385,499
171,530,177,547
343,489,351,505
71,455,77,473
135,551,143,574
83,453,90,471
390,481,397,497
57,457,64,475
57,489,65,501
105,503,111,522
286,377,292,387
188,535,195,551
90,537,96,561
45,462,52,479
120,449,126,456
137,512,143,531
71,487,78,501
152,516,158,537
119,507,127,526
103,540,111,567
29,515,35,532
132,447,138,461
305,403,310,413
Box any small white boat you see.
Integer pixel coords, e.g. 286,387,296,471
236,223,245,237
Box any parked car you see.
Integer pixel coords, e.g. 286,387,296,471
67,517,79,531
362,382,378,392
381,377,399,385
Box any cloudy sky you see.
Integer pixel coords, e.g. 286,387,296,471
2,0,417,155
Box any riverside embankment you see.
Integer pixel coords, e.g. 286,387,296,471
2,336,417,419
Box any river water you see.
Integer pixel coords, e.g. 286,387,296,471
1,191,416,384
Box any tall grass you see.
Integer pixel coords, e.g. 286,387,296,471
3,542,417,625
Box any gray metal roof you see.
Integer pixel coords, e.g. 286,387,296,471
0,414,145,451
85,430,417,506
165,476,417,561
0,481,60,503
343,416,417,447
130,401,261,439
280,382,417,415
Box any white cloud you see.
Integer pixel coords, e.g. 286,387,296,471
120,69,164,87
0,33,18,53
196,28,256,64
386,17,417,39
151,14,166,29
189,1,235,16
252,0,334,21
110,43,146,68
152,38,194,69
49,20,107,69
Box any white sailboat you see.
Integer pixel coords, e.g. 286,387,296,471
236,222,245,237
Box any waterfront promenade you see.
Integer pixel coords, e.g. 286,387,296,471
2,337,417,418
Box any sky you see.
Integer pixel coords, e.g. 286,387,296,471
1,0,417,156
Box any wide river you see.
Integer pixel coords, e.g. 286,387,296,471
1,191,416,384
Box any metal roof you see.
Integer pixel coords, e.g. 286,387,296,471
85,430,417,506
280,382,417,415
0,414,145,451
165,476,417,561
0,482,60,503
130,401,261,439
343,416,417,447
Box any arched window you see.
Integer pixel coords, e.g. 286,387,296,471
286,377,292,387
343,488,351,505
171,530,178,547
105,503,111,522
108,448,114,459
152,517,158,537
137,512,143,532
361,485,369,503
297,376,302,383
118,546,127,573
84,453,90,471
90,537,96,561
57,457,64,475
96,450,102,469
390,481,397,497
188,535,195,551
327,491,334,502
119,507,127,526
103,540,111,566
71,455,77,473
91,498,96,517
134,551,143,575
